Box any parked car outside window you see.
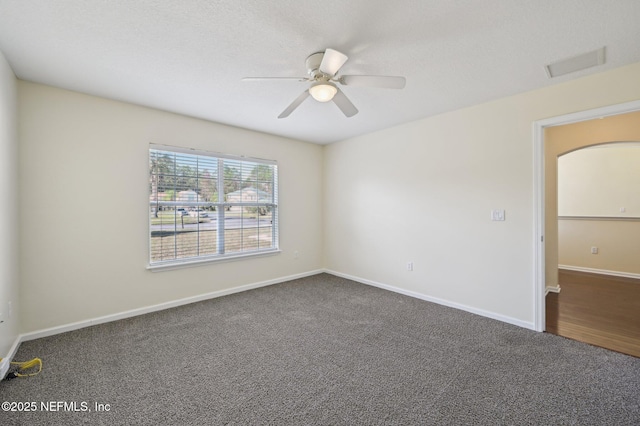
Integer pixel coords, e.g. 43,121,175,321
189,209,208,218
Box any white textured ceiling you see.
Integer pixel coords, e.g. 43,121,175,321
1,1,639,144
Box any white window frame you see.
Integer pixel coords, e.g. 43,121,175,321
148,144,279,270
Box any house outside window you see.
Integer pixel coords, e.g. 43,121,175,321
149,145,278,268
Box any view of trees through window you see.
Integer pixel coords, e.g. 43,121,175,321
149,146,278,264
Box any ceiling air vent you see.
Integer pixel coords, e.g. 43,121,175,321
545,47,606,78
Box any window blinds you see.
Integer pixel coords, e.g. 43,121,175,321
149,145,278,265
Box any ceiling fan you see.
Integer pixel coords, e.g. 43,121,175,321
243,48,406,118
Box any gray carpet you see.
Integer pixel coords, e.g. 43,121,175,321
1,273,639,425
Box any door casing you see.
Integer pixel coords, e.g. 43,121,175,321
532,99,640,331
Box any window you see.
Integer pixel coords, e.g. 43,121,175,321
149,145,278,267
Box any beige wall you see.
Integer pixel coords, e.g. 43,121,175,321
0,51,19,357
325,62,640,328
18,82,324,333
556,143,640,275
12,59,640,336
558,143,640,217
558,219,640,274
545,110,640,287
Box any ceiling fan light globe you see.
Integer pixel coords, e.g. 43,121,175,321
309,82,337,102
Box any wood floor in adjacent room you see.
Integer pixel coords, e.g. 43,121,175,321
546,268,640,358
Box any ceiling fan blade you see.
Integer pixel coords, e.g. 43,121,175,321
242,77,308,82
332,88,358,117
319,48,348,76
339,75,406,89
278,90,310,119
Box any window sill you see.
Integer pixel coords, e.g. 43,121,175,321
147,249,281,272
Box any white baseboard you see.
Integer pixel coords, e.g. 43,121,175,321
16,268,539,346
1,334,22,379
0,358,7,379
21,269,324,342
558,265,640,280
545,285,561,295
323,269,536,331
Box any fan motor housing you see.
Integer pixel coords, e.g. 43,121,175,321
306,52,325,77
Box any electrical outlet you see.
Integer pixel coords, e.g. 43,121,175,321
407,262,414,271
591,247,598,254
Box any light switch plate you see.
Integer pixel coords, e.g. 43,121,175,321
491,209,505,221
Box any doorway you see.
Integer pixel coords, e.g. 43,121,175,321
547,142,640,357
534,106,640,356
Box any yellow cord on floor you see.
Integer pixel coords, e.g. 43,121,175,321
1,357,43,378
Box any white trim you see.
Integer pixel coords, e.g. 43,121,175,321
558,216,640,221
532,99,640,333
0,334,22,379
324,269,536,331
13,262,638,348
558,265,640,280
545,285,561,295
534,99,640,128
147,249,281,272
533,119,545,332
21,269,324,342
